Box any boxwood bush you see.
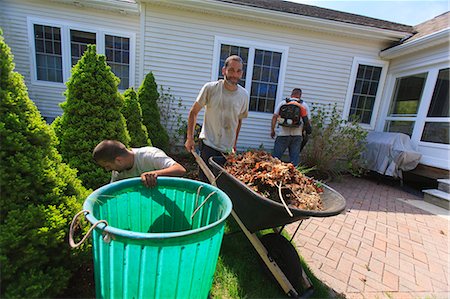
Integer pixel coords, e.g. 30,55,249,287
0,30,90,298
122,87,152,147
54,45,130,190
138,72,169,151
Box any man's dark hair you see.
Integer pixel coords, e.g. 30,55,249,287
93,140,128,162
224,55,243,68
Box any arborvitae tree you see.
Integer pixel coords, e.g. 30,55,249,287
0,30,90,298
122,87,152,147
55,45,130,190
138,72,169,151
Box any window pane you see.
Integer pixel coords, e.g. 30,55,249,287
421,122,449,144
34,24,62,82
428,68,449,117
389,73,427,116
218,44,248,87
384,120,415,136
349,64,382,124
105,35,130,90
70,30,96,66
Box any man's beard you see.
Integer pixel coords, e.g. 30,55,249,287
224,74,239,86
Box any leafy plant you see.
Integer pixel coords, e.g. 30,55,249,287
122,87,152,147
157,86,189,148
301,103,367,179
54,45,130,190
0,30,90,298
138,72,169,151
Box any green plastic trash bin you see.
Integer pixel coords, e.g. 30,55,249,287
83,177,232,299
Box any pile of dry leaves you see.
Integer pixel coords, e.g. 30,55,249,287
224,151,323,211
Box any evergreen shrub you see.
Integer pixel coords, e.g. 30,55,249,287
138,72,169,151
0,31,90,298
301,103,367,179
122,87,152,147
54,45,130,190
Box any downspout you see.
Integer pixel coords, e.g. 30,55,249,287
138,2,146,85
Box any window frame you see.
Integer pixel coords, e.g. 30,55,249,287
343,57,389,130
212,36,289,115
380,66,450,149
27,17,135,90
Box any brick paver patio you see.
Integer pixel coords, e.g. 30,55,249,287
288,175,449,299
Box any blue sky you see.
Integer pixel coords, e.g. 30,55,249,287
287,0,449,26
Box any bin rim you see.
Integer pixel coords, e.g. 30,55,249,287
82,177,232,240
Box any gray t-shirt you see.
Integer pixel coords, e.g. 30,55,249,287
111,147,176,182
196,80,249,152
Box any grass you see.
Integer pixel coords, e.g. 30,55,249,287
210,217,343,299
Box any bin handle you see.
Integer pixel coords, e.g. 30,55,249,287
191,191,217,219
69,210,109,248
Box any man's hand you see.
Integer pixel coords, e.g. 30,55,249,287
185,138,195,153
141,171,158,188
271,128,276,139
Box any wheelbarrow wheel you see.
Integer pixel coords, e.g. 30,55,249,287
260,233,304,296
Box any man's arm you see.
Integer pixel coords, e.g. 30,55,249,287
271,114,278,139
233,119,243,152
140,163,186,187
185,102,202,152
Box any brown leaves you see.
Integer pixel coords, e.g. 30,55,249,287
224,151,323,211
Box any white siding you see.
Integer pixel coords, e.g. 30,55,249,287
1,0,140,119
141,4,390,151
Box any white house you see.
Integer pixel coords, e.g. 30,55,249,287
1,0,449,171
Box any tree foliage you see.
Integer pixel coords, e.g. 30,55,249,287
122,87,152,147
54,45,130,189
0,30,90,298
138,72,169,151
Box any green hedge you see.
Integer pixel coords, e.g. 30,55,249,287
54,45,130,190
0,30,90,298
122,87,152,147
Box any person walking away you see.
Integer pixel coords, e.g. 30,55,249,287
93,140,186,187
271,88,311,166
185,55,249,181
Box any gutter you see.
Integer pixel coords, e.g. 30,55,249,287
380,28,450,59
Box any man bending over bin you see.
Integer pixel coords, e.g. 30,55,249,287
93,140,186,187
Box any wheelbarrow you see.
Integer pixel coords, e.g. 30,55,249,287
192,152,346,298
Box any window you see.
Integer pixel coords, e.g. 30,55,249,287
214,38,287,113
349,65,381,124
70,30,96,66
344,58,388,128
384,72,427,136
29,19,133,89
421,68,450,144
34,24,63,82
105,35,130,90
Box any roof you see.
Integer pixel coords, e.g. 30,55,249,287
214,0,414,33
407,11,450,42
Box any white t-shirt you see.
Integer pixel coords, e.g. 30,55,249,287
196,80,249,152
274,98,308,137
111,147,176,182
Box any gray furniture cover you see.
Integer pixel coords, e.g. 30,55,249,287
362,131,422,179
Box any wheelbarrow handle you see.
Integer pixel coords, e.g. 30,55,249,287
190,150,217,186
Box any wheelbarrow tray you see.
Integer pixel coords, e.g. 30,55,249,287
209,156,346,233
